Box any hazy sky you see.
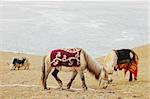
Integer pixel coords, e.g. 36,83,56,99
0,0,148,56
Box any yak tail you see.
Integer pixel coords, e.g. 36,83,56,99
82,49,100,80
41,56,47,86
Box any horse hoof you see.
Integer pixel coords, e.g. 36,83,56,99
67,84,71,89
83,88,88,92
43,88,50,91
129,79,132,82
83,87,88,91
57,87,63,90
67,86,70,89
46,88,50,90
103,86,108,89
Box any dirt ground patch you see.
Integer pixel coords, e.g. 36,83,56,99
0,45,149,99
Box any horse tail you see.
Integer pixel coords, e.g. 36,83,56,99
41,56,46,86
130,50,139,64
82,49,100,80
134,52,139,64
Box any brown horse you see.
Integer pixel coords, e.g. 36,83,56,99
103,49,139,82
41,48,109,90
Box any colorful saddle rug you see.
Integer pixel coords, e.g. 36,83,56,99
121,61,138,78
50,48,81,67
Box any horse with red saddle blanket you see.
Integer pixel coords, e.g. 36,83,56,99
41,48,109,90
103,49,139,82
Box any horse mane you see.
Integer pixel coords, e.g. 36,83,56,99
82,49,101,80
104,50,117,66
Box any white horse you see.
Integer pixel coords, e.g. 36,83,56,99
103,49,139,82
41,48,109,90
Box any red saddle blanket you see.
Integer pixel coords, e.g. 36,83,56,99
119,61,138,78
50,48,81,67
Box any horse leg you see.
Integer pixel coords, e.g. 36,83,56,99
27,65,29,69
10,65,14,70
67,71,78,89
52,68,62,89
41,56,51,89
24,66,26,70
129,72,133,81
79,72,88,90
13,65,16,70
134,77,137,81
43,66,52,89
27,66,29,70
18,65,20,70
24,64,27,70
13,63,17,70
134,74,137,81
14,66,16,70
26,64,29,70
126,62,133,82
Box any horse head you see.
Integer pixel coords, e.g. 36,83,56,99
21,57,26,63
102,64,114,84
99,66,110,89
103,50,118,83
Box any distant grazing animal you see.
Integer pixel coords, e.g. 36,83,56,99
41,48,109,90
103,49,139,82
10,57,30,70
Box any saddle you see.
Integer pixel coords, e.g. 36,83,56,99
13,58,26,65
114,49,133,65
50,48,81,67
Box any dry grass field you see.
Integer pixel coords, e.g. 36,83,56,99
0,44,149,99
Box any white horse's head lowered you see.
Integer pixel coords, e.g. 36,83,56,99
98,66,109,89
103,51,118,83
83,51,110,89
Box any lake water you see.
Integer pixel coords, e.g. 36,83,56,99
0,1,148,57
